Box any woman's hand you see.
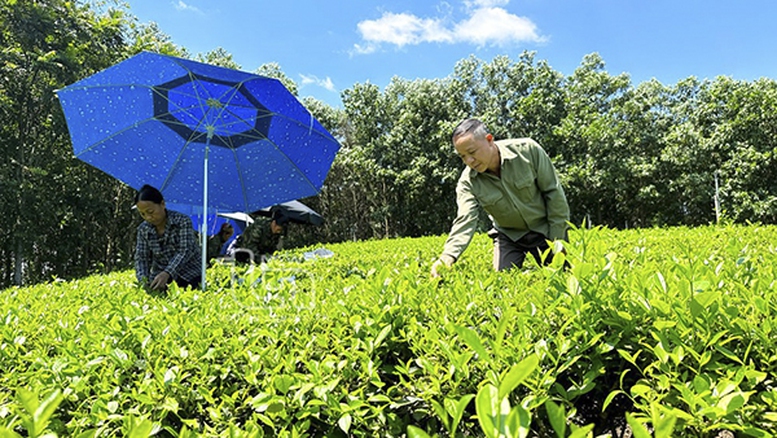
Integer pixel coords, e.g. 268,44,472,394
150,271,171,290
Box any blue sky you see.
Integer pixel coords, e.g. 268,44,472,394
121,0,777,109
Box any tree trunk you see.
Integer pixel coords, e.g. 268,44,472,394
14,240,23,286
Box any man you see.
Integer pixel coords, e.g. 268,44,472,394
231,210,288,263
431,118,570,277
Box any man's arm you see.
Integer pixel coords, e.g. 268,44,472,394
432,176,480,277
532,143,570,241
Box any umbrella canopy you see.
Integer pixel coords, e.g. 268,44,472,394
217,212,254,229
56,51,340,288
253,200,324,226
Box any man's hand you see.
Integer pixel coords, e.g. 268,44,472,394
150,271,171,291
431,255,455,278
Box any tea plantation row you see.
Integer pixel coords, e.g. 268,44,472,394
1,224,776,437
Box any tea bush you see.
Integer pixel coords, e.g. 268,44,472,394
1,224,775,437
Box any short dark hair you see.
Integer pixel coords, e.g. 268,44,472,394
451,118,489,145
134,184,164,204
272,208,290,226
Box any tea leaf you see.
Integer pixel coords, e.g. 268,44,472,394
406,425,431,438
430,399,449,431
476,384,507,438
651,407,677,438
505,404,531,438
446,394,474,436
567,424,595,438
337,414,352,434
498,355,539,400
626,413,651,438
453,324,490,363
544,399,566,438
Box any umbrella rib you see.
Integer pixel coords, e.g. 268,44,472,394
211,82,253,211
158,73,215,192
158,71,255,193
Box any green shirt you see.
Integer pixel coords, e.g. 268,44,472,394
238,216,283,257
442,138,570,261
206,233,228,261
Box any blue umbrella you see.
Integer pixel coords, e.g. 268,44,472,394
56,51,341,288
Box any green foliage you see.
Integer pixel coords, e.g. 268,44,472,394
2,225,776,437
0,0,138,288
2,0,777,299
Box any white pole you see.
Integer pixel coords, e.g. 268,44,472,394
714,170,720,224
201,142,209,290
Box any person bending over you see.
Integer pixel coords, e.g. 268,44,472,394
206,222,234,262
230,209,288,263
134,184,201,290
431,118,570,277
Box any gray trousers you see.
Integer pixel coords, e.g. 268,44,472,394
489,229,553,271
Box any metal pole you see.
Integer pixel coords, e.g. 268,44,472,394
201,141,210,290
714,170,720,224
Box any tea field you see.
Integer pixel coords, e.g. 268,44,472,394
1,224,776,437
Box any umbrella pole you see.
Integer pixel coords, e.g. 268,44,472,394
201,142,210,290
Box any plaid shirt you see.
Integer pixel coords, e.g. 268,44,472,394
135,209,201,284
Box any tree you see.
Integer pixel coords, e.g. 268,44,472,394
553,53,633,227
0,0,130,286
255,62,299,96
195,47,240,69
453,52,566,150
124,19,187,57
666,76,777,224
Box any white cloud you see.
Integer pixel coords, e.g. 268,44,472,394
464,0,509,8
357,12,454,47
173,1,204,15
352,1,543,54
352,43,378,55
453,7,543,47
300,74,337,92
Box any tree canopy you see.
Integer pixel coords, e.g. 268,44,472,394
1,0,775,287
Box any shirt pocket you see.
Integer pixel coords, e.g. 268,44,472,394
509,177,539,204
477,188,513,219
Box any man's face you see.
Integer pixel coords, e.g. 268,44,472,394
270,220,284,234
454,132,496,173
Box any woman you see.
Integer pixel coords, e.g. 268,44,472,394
134,184,201,290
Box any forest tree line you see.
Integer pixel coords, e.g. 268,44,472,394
2,0,776,287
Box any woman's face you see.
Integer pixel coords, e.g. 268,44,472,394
136,200,166,227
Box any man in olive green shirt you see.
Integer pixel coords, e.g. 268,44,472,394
431,118,570,277
231,213,286,263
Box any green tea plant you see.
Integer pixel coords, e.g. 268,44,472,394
1,224,776,437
